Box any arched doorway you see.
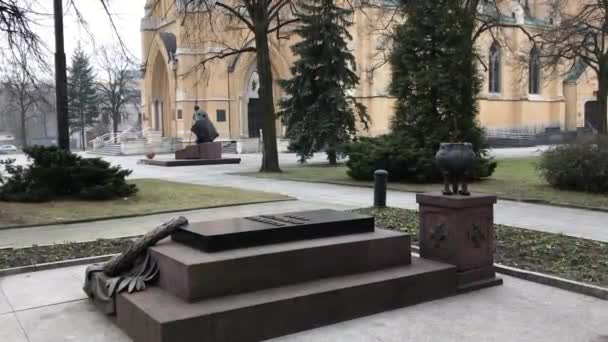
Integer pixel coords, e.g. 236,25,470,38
585,100,600,131
246,70,263,138
151,53,171,136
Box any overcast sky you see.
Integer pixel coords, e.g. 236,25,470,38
35,0,146,65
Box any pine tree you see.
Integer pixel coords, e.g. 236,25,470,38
279,0,369,165
68,44,98,150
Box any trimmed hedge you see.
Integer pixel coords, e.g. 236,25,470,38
0,146,137,202
345,135,496,182
538,137,608,193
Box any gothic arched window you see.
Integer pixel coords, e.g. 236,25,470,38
489,42,501,93
529,46,541,94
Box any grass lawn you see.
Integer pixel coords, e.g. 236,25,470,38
355,207,608,288
0,179,290,227
239,158,608,210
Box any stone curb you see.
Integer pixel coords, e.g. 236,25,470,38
235,173,608,214
410,245,607,300
0,198,295,231
0,254,117,278
494,264,608,300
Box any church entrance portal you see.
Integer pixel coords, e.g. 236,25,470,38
585,101,600,131
248,99,262,138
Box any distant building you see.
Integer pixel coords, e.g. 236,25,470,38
140,0,601,145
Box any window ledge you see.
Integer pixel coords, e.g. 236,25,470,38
527,94,544,101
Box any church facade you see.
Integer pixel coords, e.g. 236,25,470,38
140,0,599,143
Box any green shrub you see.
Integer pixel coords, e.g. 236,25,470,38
345,135,496,182
538,138,608,193
0,146,137,202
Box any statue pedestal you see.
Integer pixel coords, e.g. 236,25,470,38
416,192,502,291
175,142,222,160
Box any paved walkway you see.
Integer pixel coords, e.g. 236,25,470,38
0,265,606,342
110,152,608,243
1,151,607,247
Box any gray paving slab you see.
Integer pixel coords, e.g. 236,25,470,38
0,268,606,342
0,286,12,315
0,266,86,311
0,313,28,342
270,275,608,342
16,300,131,342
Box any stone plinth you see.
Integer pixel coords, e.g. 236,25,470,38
175,142,222,160
416,192,502,291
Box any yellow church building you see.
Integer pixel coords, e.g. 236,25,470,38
139,0,600,145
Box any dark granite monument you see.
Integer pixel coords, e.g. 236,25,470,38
175,142,222,160
85,207,501,342
172,209,375,252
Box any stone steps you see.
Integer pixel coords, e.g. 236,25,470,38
113,222,459,342
116,257,456,342
151,229,411,302
90,143,123,156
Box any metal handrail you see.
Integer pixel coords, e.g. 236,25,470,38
89,127,149,150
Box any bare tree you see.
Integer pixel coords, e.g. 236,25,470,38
0,0,139,151
0,0,47,67
527,1,608,134
97,47,139,136
0,48,53,147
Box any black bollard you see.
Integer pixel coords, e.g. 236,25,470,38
374,169,388,207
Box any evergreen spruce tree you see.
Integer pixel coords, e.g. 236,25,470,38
279,0,369,165
345,0,495,181
390,0,484,149
68,44,98,150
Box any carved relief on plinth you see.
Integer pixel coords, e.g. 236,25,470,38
417,192,500,288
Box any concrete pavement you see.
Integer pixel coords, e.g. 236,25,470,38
0,265,606,342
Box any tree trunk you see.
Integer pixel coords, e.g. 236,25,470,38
41,112,48,137
20,109,27,147
113,112,119,137
254,22,281,173
81,111,86,150
54,0,70,151
597,65,608,134
327,149,337,166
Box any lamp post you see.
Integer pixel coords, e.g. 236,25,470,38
54,0,70,151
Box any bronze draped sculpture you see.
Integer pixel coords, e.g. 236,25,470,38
191,108,219,144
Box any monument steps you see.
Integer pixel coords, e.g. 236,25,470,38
151,229,412,302
116,257,456,342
